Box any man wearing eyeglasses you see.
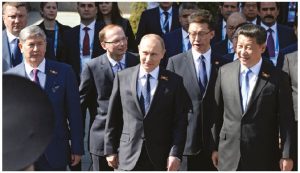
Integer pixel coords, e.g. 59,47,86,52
79,24,139,171
167,10,229,171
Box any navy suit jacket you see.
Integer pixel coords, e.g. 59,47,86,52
2,29,55,72
63,21,106,82
6,59,84,168
135,6,180,44
80,52,139,156
212,38,229,57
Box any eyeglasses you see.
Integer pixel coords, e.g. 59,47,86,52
104,37,127,46
188,30,212,38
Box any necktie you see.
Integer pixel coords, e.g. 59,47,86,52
12,38,22,67
32,69,40,86
267,28,275,57
117,62,123,71
187,36,192,50
139,74,151,115
198,55,208,96
83,27,90,56
114,62,123,75
163,11,169,33
241,69,251,113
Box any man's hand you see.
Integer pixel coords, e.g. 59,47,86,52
280,158,293,171
70,154,81,166
167,156,181,171
211,151,219,169
106,154,119,169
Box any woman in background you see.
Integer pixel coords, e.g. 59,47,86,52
97,2,137,52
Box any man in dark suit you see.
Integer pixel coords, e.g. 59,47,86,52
282,51,298,171
6,25,84,171
211,24,294,171
161,2,198,68
79,24,139,171
135,2,180,44
241,2,261,25
258,2,297,68
213,12,247,57
104,34,188,171
167,10,227,171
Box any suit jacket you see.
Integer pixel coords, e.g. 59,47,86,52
104,65,188,170
277,43,297,69
213,17,225,44
6,59,84,168
38,20,71,62
213,60,294,170
79,52,139,156
2,29,55,72
135,6,180,44
167,49,228,155
161,28,183,68
282,51,298,121
212,38,229,57
63,21,106,82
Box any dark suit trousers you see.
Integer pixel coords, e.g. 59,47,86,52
292,121,298,171
132,143,163,171
91,154,113,171
180,150,216,171
34,154,66,171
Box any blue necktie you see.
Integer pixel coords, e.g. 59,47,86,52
163,11,169,33
139,74,151,115
198,55,207,96
267,28,275,57
187,36,192,50
241,69,251,113
12,38,22,67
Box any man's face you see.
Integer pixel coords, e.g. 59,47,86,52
220,2,239,20
242,2,258,21
236,34,265,68
19,36,46,68
179,9,197,31
3,5,27,36
101,27,128,61
259,2,279,26
77,2,97,21
188,22,214,53
226,16,246,41
159,2,173,11
138,37,165,73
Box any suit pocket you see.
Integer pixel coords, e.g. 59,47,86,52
120,133,130,142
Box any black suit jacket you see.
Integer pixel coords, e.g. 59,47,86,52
79,52,139,156
135,6,180,44
212,38,229,57
63,21,106,82
213,60,294,170
104,65,188,170
167,49,229,155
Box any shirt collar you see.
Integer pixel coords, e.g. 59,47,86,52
240,58,262,76
222,19,227,28
24,58,46,76
192,47,212,62
182,28,189,39
6,30,18,43
139,65,159,80
261,22,277,32
80,20,96,30
159,6,173,16
107,53,126,67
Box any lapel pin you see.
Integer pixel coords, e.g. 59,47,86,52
160,75,168,81
49,69,58,75
262,72,270,78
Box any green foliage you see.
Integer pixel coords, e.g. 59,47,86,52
129,2,147,35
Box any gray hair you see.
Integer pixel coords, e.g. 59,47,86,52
19,25,47,43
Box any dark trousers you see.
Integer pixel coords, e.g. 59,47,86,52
68,161,81,171
91,154,113,171
180,150,217,171
292,121,298,171
132,143,163,171
34,154,66,171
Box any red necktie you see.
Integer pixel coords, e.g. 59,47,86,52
83,27,90,56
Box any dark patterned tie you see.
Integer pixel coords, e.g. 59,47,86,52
163,11,169,33
12,38,22,67
139,74,151,115
32,69,40,86
267,28,275,57
198,55,208,97
82,27,90,56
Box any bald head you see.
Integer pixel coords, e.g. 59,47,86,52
226,12,247,41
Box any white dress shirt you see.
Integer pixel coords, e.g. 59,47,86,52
222,19,227,40
24,58,46,88
107,54,126,75
159,7,173,33
239,58,262,106
182,28,190,52
80,20,96,71
137,66,159,103
192,48,212,81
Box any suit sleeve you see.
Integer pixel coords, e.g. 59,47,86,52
278,70,294,158
79,63,95,113
169,77,188,159
104,73,123,156
166,57,175,72
65,66,84,155
135,11,147,45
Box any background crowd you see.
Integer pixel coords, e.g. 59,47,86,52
2,1,298,171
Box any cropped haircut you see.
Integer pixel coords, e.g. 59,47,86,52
188,9,215,31
140,34,165,51
257,2,280,11
19,25,47,43
2,2,29,15
237,24,267,45
98,24,124,42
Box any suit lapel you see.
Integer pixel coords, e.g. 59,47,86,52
101,54,114,81
154,7,163,34
185,50,201,93
232,62,244,116
44,61,58,95
131,65,143,116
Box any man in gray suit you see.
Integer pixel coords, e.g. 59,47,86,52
79,24,139,171
211,24,294,171
282,51,298,171
104,34,188,171
167,10,228,171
